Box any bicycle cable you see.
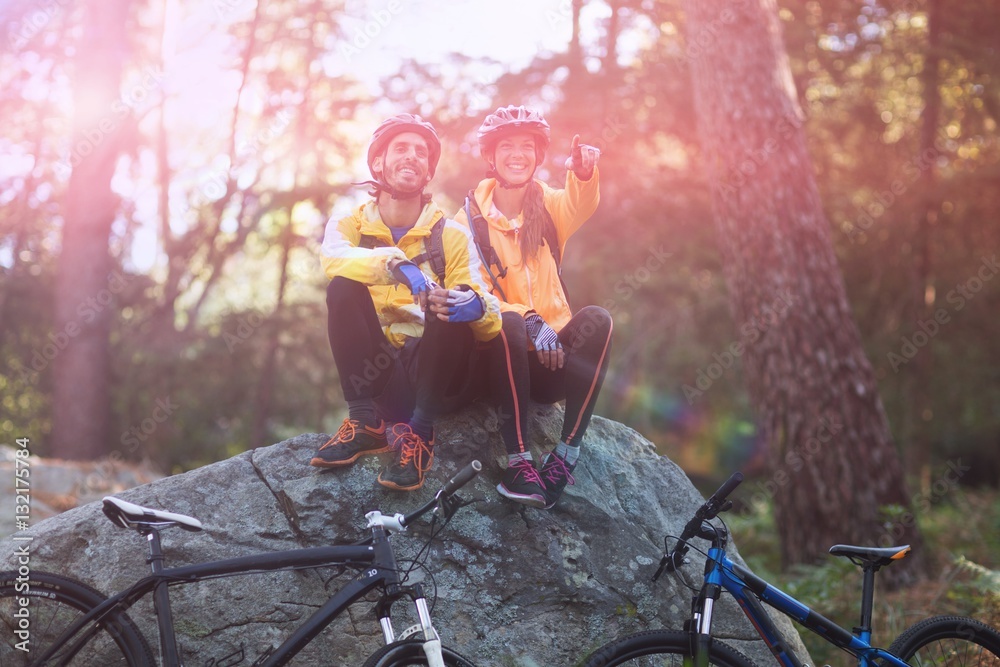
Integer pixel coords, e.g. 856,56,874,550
661,515,732,595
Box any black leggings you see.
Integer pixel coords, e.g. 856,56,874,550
326,277,479,423
488,307,613,455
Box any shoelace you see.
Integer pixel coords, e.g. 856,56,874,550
542,455,575,486
323,419,358,447
509,458,545,487
392,427,432,471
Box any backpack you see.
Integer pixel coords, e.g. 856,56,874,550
359,219,447,285
463,190,566,304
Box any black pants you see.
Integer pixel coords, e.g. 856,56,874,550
487,307,613,455
326,277,480,423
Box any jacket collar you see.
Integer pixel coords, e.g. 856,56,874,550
356,200,443,242
475,178,530,233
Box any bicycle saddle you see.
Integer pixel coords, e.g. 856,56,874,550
102,496,204,532
828,544,910,568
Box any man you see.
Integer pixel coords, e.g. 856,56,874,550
311,114,500,491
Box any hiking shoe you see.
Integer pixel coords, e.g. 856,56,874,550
496,458,546,508
310,419,389,468
539,451,576,509
378,424,434,491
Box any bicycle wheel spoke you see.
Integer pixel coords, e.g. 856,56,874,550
908,637,1000,667
0,594,130,666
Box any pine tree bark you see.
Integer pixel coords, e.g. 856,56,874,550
682,0,923,578
51,1,130,460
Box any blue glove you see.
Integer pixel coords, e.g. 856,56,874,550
391,261,431,296
445,287,485,323
525,313,561,352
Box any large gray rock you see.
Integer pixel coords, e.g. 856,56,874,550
0,405,807,666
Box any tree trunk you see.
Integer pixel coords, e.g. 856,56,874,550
51,1,130,460
682,0,923,578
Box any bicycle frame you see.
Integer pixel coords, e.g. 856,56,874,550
37,524,432,667
696,530,912,667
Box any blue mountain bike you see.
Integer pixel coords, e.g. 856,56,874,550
583,472,1000,667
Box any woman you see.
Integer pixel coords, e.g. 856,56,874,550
455,105,613,509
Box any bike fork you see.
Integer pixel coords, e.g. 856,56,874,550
690,584,721,667
414,595,445,667
376,585,445,667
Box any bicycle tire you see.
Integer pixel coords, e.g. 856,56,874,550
0,570,155,666
362,639,480,667
582,629,757,667
888,615,1000,667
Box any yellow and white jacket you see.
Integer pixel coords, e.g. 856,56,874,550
453,169,600,333
321,200,501,348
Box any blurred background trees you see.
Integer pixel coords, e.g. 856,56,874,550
1,0,997,564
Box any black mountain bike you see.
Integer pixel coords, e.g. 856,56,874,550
583,472,1000,667
0,461,485,667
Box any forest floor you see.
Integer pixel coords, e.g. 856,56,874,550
728,486,1000,666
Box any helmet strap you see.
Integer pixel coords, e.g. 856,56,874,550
364,150,430,200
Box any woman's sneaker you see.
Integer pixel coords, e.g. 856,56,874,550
539,451,576,509
310,419,389,468
497,458,546,508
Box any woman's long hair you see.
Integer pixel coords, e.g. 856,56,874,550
517,180,555,266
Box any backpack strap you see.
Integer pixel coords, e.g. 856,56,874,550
408,217,447,285
358,233,388,250
540,214,562,274
359,221,446,285
465,192,508,302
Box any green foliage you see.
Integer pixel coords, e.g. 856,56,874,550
0,0,998,479
730,486,1000,666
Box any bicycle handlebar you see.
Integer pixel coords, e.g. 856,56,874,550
399,460,482,529
701,471,743,516
440,459,483,497
653,471,744,580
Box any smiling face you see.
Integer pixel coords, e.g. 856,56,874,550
491,133,537,186
372,131,431,192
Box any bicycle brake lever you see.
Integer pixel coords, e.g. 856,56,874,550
652,548,689,581
434,493,462,521
652,559,668,582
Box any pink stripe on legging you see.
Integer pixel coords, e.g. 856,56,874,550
563,319,614,444
499,328,526,453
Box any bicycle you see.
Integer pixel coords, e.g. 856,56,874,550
582,471,1000,667
0,460,485,667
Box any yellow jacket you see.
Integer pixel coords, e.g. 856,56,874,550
453,169,600,333
320,200,501,348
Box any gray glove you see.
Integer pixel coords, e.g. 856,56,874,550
525,313,561,352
